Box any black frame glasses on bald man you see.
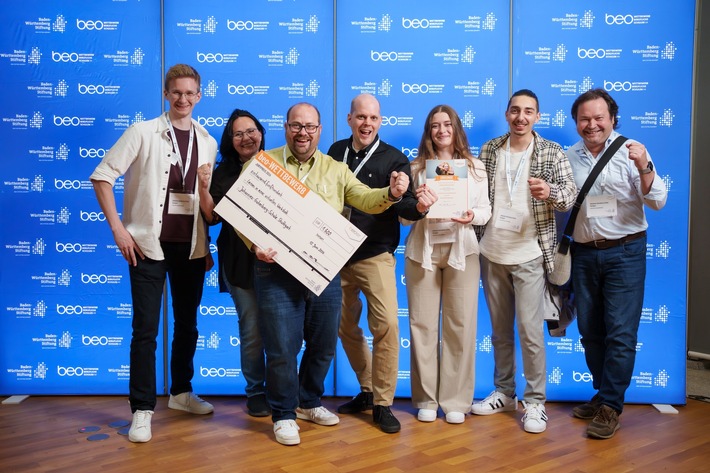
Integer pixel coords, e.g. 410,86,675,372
287,123,320,134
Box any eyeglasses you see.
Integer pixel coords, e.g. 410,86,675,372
287,122,320,134
232,128,260,140
168,90,199,101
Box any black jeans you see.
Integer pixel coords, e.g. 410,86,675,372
128,242,205,412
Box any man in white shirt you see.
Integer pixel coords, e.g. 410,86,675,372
472,89,577,433
91,64,217,443
566,88,667,439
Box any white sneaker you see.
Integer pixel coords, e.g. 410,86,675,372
168,392,214,415
274,419,300,446
445,411,465,424
417,408,437,422
295,406,339,426
471,391,518,416
522,402,547,433
128,410,153,443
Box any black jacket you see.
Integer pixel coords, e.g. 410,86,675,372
209,158,255,291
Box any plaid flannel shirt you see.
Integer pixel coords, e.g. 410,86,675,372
475,131,577,274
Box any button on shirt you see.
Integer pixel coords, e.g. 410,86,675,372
566,131,667,243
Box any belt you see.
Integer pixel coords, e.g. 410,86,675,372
577,231,646,250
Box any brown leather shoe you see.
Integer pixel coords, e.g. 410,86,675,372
586,404,620,439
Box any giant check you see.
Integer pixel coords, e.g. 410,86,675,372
214,151,367,296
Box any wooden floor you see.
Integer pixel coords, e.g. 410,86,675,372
1,396,709,473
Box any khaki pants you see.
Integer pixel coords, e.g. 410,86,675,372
339,252,400,406
406,245,480,414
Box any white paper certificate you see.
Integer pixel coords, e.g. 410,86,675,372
214,151,367,296
425,159,468,219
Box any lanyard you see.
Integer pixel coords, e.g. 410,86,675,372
504,137,533,207
166,113,194,189
283,146,316,185
343,139,380,177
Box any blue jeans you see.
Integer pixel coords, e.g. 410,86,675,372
128,242,205,412
572,236,646,413
253,261,341,422
222,267,266,398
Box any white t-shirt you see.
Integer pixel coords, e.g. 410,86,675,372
480,147,542,265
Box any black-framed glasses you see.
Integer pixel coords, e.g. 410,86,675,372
168,90,199,101
231,128,260,140
287,122,320,134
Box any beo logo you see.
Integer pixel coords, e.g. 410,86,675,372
55,179,82,189
82,335,109,346
198,117,227,127
56,304,84,315
52,51,80,62
76,20,105,30
230,336,240,346
577,48,607,59
200,367,228,377
79,147,106,158
573,371,593,382
381,116,399,126
371,51,399,62
81,273,108,284
605,14,634,25
401,147,418,159
81,210,106,221
402,18,430,29
78,84,105,95
196,52,225,63
228,84,255,95
54,116,81,126
200,305,228,315
400,337,411,349
56,242,83,253
57,366,84,376
401,83,429,94
227,20,254,31
604,80,632,92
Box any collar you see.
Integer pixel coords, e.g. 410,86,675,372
348,134,381,156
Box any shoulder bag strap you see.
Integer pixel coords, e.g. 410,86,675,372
557,135,627,254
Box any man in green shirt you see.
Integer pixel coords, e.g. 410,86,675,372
242,102,409,446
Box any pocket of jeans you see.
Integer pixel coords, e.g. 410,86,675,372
621,238,646,257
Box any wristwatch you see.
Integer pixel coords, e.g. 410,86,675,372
639,161,654,175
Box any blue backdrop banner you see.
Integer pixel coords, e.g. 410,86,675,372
1,0,692,406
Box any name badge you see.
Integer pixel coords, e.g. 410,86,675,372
586,194,617,218
168,190,195,215
493,207,523,233
341,206,352,221
429,221,456,244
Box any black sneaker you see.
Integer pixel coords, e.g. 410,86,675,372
373,405,401,434
586,404,620,439
572,393,602,419
246,394,271,417
337,391,374,414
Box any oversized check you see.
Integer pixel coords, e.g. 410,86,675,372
214,151,367,296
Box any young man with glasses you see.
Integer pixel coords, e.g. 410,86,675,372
239,102,410,446
91,64,218,443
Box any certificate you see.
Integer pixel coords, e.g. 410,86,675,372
425,159,468,219
214,151,367,296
